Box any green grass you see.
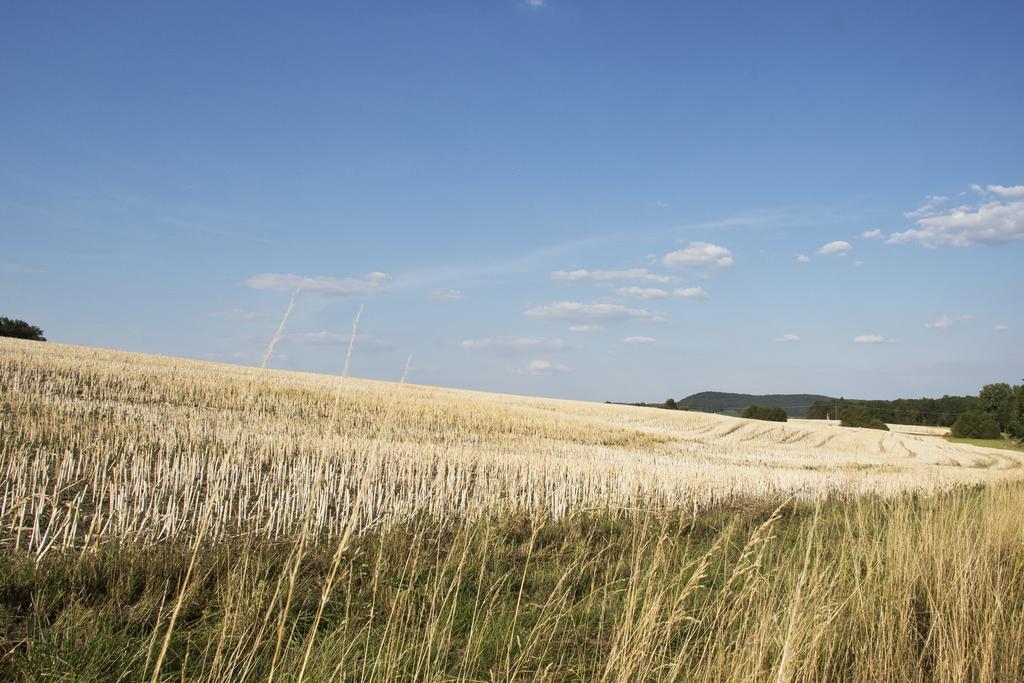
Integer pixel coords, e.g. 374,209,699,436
946,435,1024,452
3,485,1024,681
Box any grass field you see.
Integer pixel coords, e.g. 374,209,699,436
3,337,1024,680
947,436,1024,453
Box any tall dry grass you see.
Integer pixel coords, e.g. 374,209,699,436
2,337,1022,554
2,485,1023,680
3,338,1024,680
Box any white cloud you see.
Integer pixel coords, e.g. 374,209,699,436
246,272,389,296
515,359,570,375
818,240,852,256
862,230,883,239
853,260,865,267
986,185,1024,198
796,254,810,263
568,324,605,333
289,331,392,351
853,335,891,344
458,336,577,352
525,0,545,6
889,185,1024,247
552,268,672,284
431,289,464,301
903,195,950,220
525,301,664,323
672,287,710,299
775,334,801,342
622,336,657,345
616,286,668,299
926,315,954,330
290,331,344,345
210,308,259,320
661,242,734,269
994,324,1009,331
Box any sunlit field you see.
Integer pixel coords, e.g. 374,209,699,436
3,337,1024,681
3,338,1021,552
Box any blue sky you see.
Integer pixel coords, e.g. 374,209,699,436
2,0,1021,402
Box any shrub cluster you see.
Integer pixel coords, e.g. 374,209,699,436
0,317,45,341
741,405,787,422
951,410,1002,439
839,406,889,431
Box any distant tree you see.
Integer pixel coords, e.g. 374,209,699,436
839,405,889,431
0,317,46,341
663,398,677,410
979,383,1015,433
1008,384,1024,440
808,395,979,427
742,405,788,422
951,410,1002,439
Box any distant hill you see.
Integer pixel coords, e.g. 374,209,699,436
620,391,991,425
677,392,833,417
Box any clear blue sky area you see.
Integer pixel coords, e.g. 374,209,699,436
2,1,1021,401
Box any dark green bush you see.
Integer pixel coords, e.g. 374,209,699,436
839,406,889,431
951,410,1002,439
741,405,788,422
0,317,46,341
980,383,1015,433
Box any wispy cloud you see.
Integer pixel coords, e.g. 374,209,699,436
430,289,464,301
775,334,800,342
622,336,657,345
552,268,672,284
616,286,667,299
796,254,810,263
818,240,852,256
525,0,545,7
986,185,1024,198
889,184,1024,247
994,324,1009,331
862,229,883,239
288,331,393,351
672,287,710,299
525,301,664,323
515,359,570,375
903,195,950,220
672,207,816,233
393,233,623,291
925,314,974,330
662,242,734,269
568,324,605,333
246,272,389,296
210,308,259,321
459,336,577,352
853,335,892,344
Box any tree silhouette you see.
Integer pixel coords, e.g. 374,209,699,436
0,317,46,341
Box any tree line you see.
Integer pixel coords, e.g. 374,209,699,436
0,317,46,341
949,384,1024,440
806,395,979,426
806,385,1023,441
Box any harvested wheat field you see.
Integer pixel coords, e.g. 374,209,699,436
4,337,1024,682
3,337,1021,553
